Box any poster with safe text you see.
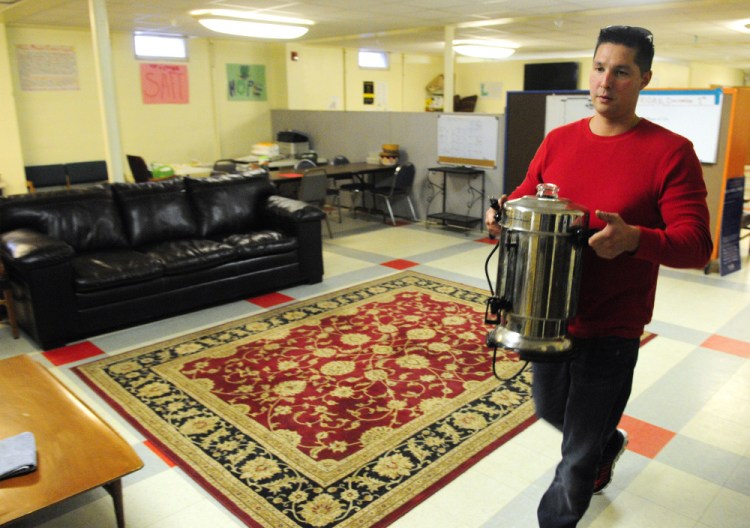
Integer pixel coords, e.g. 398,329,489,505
226,64,266,101
140,63,189,104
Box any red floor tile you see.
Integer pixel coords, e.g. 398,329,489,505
144,439,177,468
382,259,418,270
619,415,676,459
248,292,295,308
43,341,105,366
701,334,750,358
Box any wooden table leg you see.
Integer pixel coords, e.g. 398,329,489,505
104,479,126,528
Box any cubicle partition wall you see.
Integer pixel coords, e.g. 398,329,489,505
271,110,505,225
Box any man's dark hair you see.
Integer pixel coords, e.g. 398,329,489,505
595,26,654,74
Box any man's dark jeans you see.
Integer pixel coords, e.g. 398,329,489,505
534,336,640,528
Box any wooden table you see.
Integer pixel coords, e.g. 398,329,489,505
0,355,143,527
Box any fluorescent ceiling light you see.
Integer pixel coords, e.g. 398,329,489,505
728,18,750,33
453,39,518,59
454,45,515,59
190,9,314,39
197,19,309,39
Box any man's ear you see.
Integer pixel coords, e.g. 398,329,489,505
641,70,653,89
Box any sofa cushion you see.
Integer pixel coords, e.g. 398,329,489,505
113,179,197,246
72,249,164,292
0,187,128,251
222,230,298,259
185,174,276,238
139,239,235,275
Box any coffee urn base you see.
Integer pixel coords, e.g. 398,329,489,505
486,326,576,362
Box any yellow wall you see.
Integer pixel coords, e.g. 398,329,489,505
344,49,404,111
403,54,444,113
285,47,442,112
209,38,288,159
689,62,746,88
285,44,344,110
10,27,105,164
455,58,531,114
5,25,287,187
0,24,25,196
111,32,216,167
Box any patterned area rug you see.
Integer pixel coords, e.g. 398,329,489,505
76,272,536,527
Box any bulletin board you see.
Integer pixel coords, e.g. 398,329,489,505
437,114,499,168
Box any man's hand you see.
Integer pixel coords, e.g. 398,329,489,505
588,210,641,259
485,195,507,238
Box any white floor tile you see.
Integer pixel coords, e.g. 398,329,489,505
625,461,721,521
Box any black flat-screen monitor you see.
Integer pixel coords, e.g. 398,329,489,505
524,62,580,91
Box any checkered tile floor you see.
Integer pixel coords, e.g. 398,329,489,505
2,214,748,528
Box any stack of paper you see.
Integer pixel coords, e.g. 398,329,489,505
251,142,280,157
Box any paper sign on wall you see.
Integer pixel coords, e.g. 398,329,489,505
140,63,189,104
16,44,79,91
227,64,266,101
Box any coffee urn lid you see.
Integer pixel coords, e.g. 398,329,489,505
503,183,589,233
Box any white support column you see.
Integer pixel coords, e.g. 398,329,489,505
88,0,124,182
443,25,455,113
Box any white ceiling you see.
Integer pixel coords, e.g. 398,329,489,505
2,0,750,71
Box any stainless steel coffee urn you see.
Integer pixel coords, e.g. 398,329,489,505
486,183,589,361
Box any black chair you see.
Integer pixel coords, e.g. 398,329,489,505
294,158,317,170
339,173,374,219
66,161,109,186
127,155,154,183
299,151,318,164
298,168,333,238
370,162,418,225
212,159,237,175
24,164,68,193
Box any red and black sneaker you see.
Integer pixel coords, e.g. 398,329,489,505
593,428,629,494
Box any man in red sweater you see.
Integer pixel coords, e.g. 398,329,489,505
486,26,712,527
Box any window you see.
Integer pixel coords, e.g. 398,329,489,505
134,34,188,60
358,50,389,70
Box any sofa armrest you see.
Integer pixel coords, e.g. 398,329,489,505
0,228,75,270
0,228,77,349
262,195,326,225
262,195,325,284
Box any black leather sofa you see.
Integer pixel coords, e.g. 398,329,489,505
0,174,325,350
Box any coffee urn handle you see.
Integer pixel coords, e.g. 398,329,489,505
570,226,599,246
499,230,518,312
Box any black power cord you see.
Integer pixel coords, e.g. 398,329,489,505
484,205,530,382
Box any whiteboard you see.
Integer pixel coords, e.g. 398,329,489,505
637,89,723,164
544,89,723,164
437,114,499,168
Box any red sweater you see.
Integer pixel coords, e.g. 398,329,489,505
510,118,712,339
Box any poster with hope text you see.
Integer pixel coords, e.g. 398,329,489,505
227,64,266,101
